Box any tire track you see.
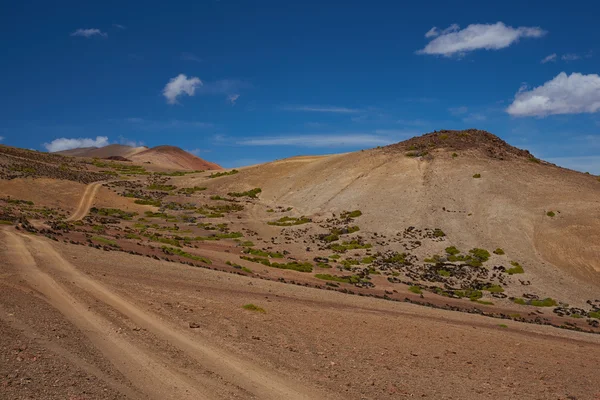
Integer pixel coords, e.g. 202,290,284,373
3,230,211,400
14,231,328,400
66,182,101,221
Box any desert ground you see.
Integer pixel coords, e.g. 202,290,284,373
1,129,600,399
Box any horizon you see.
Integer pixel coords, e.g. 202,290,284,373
1,1,599,172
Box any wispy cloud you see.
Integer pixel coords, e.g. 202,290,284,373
237,132,410,147
185,148,211,156
0,136,4,142
228,94,240,105
113,24,126,30
417,22,546,57
163,74,202,104
541,53,557,63
282,105,361,113
462,113,487,123
561,53,581,61
125,118,213,129
181,52,202,63
118,136,144,147
449,106,469,115
70,28,107,38
44,136,109,152
507,72,600,117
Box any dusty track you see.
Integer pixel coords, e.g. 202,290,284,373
66,182,101,221
2,229,328,400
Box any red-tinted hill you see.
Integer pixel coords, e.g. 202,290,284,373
130,146,222,171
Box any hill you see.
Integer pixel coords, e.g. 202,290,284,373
57,144,148,159
197,129,600,302
56,144,222,171
130,145,222,170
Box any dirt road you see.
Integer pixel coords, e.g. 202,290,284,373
1,229,328,400
66,182,101,221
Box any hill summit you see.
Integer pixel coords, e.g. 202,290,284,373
386,129,533,160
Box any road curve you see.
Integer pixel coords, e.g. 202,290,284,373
66,182,101,221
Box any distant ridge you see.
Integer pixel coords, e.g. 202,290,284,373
130,145,222,171
56,144,148,159
55,144,222,171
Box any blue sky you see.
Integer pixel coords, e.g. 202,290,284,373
1,0,599,172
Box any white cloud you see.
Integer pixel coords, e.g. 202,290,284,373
282,105,361,113
181,52,202,63
545,156,600,174
44,136,109,152
237,134,394,147
0,136,4,142
561,53,581,61
125,118,213,129
163,74,202,104
424,24,459,38
541,53,557,63
228,94,240,105
113,24,126,30
417,22,546,57
506,72,600,117
70,28,107,38
449,106,469,115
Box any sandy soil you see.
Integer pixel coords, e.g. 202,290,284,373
1,229,600,399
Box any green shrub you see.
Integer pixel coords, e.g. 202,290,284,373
92,236,118,247
530,298,557,307
161,246,211,264
328,240,372,253
241,267,253,274
243,248,284,258
228,188,262,198
209,170,239,178
546,211,555,217
438,269,451,277
134,198,161,207
315,274,360,284
445,246,460,255
242,304,265,313
493,248,505,255
408,285,422,294
147,184,177,191
506,261,524,275
340,210,362,219
473,173,481,178
452,153,458,158
484,284,504,293
589,311,600,319
267,216,311,226
177,186,207,194
528,157,541,163
433,229,445,237
91,207,137,220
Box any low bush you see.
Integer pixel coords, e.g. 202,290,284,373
242,304,265,313
506,261,524,275
209,170,239,178
228,188,262,198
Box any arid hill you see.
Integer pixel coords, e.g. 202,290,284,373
130,145,222,171
194,129,600,304
56,144,222,171
57,144,148,159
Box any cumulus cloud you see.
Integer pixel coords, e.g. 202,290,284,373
44,136,109,152
541,53,557,63
163,74,202,104
417,22,546,57
506,72,600,117
228,94,240,105
70,28,107,38
282,105,361,113
237,134,394,147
